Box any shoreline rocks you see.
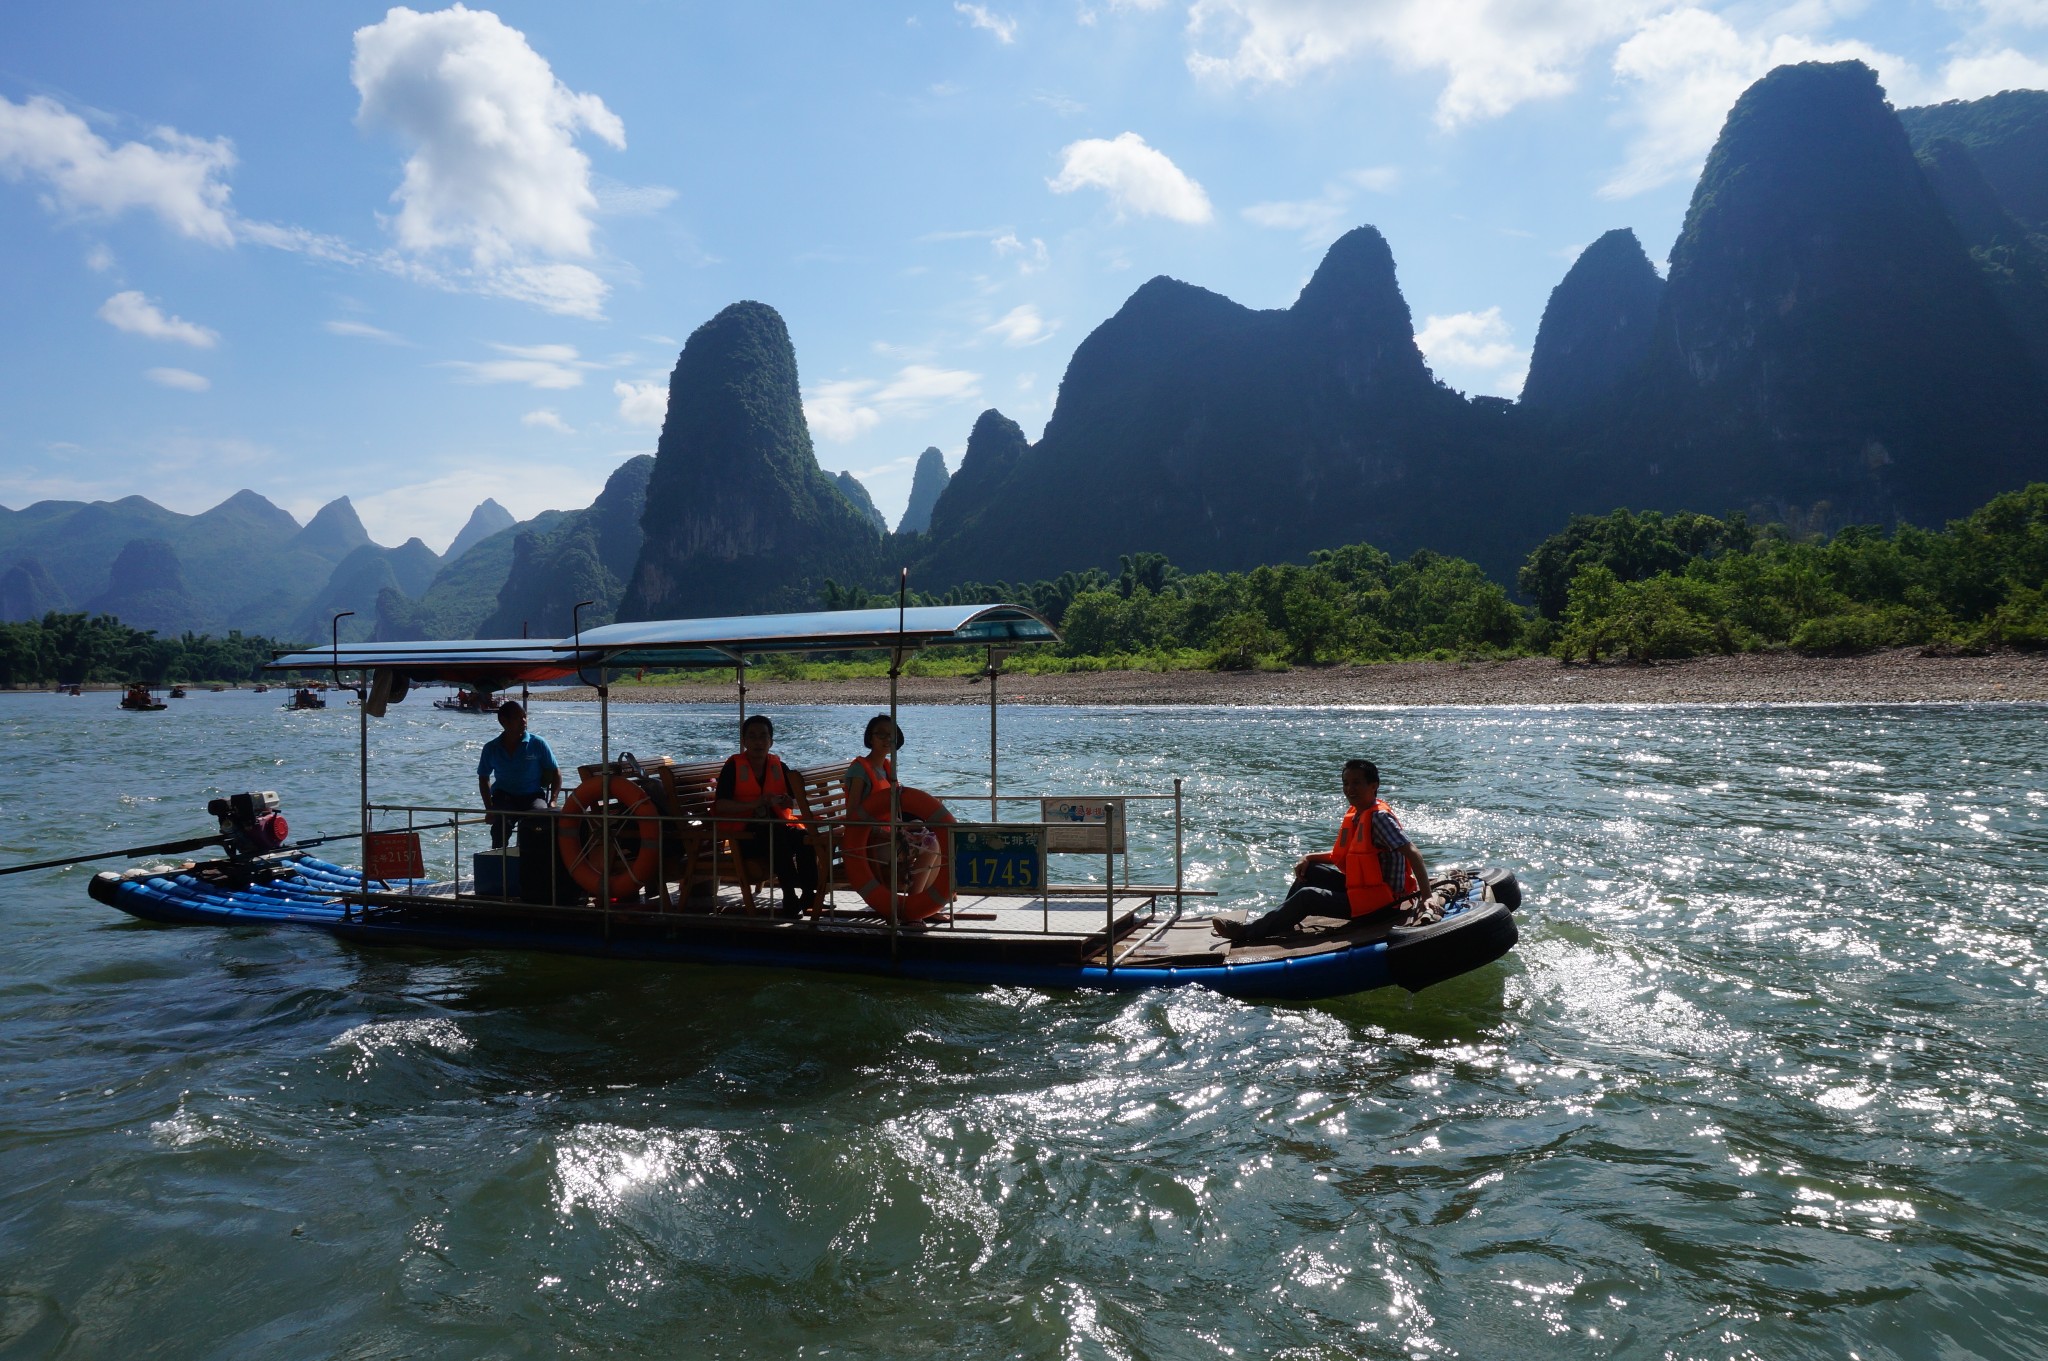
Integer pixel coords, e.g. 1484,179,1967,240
546,649,2048,708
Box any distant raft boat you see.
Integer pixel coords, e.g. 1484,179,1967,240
87,854,1520,1001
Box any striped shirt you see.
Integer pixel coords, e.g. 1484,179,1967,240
1335,803,1411,890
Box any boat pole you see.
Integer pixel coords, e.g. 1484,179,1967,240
1174,777,1184,905
889,568,905,959
331,611,366,918
1104,813,1115,972
987,646,998,821
574,601,609,936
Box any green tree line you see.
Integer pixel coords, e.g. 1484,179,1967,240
1538,484,2048,660
0,613,291,687
827,542,1528,667
826,481,2048,668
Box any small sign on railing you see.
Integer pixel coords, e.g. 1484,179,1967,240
364,830,425,882
1040,798,1125,854
950,823,1047,894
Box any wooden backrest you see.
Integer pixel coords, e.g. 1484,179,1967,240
569,755,850,828
657,759,725,821
796,762,853,825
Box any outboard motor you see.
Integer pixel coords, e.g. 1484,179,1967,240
208,791,290,862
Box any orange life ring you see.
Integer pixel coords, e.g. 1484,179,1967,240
841,785,954,921
556,775,661,896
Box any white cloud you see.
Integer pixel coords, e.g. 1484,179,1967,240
590,175,678,215
804,365,984,442
1243,196,1345,235
956,2,1019,42
478,262,611,319
923,226,1051,271
0,94,237,244
1933,45,2048,97
351,460,608,550
1184,0,1658,127
98,291,218,347
1243,165,1398,242
145,366,211,392
84,244,115,272
804,380,885,442
324,319,409,344
876,364,982,404
1965,0,2048,31
993,230,1051,272
985,303,1057,346
352,4,625,315
445,342,594,389
614,379,668,427
1415,307,1528,396
521,408,575,433
236,218,367,265
1049,131,1213,223
1602,9,1914,199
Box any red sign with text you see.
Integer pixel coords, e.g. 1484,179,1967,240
364,830,425,882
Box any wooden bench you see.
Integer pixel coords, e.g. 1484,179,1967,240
572,755,852,913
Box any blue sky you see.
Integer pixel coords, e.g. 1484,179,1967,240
3,1,2044,550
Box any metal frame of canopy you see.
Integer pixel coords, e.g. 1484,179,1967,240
262,593,1073,943
562,587,1065,944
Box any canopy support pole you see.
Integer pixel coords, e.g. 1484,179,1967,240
987,646,998,821
574,601,611,937
331,610,365,919
735,651,747,733
888,569,906,961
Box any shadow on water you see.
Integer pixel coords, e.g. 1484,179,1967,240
327,943,1063,1107
1312,955,1514,1041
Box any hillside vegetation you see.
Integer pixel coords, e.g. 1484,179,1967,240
820,483,2048,671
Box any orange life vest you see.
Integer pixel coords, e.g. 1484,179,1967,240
850,754,894,799
719,753,802,837
1333,799,1415,916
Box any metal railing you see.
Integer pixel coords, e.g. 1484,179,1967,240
357,775,1197,962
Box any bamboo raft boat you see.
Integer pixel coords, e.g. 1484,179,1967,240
80,604,1525,1002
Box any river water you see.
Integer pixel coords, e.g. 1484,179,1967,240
1,690,2044,1359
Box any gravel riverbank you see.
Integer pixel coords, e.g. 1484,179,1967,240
545,649,2048,707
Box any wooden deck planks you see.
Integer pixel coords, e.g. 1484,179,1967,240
353,880,1160,962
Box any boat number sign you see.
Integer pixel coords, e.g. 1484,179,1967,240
950,824,1046,894
364,830,425,882
1040,798,1126,854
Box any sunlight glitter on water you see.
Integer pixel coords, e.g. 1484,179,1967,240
3,695,2048,1356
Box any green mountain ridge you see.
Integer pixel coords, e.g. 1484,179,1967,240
895,448,949,535
619,302,883,620
0,488,532,641
13,64,2048,639
1520,228,1664,413
479,455,655,637
833,471,889,534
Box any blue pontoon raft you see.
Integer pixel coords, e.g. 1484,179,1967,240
86,603,1522,1001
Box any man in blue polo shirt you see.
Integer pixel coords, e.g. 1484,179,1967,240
477,700,561,850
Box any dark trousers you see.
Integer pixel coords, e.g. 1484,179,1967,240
736,822,818,902
487,789,546,851
1240,861,1353,942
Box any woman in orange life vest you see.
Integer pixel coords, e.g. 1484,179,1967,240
712,714,818,916
1214,758,1430,944
842,714,941,896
